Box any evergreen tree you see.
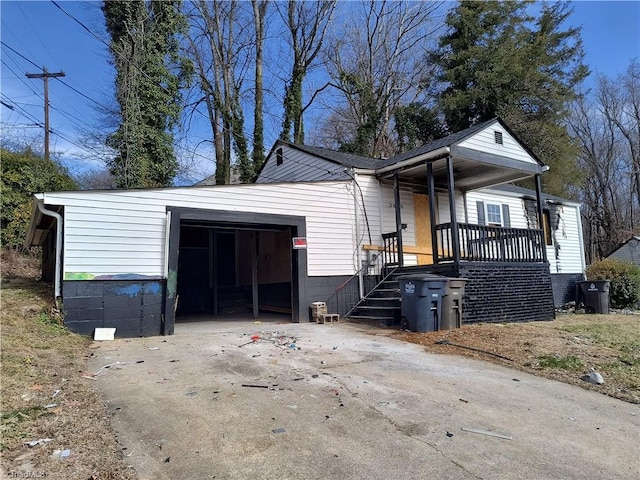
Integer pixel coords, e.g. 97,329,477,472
433,0,589,196
102,0,191,188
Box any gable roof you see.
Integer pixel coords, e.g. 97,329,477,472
605,236,640,263
378,117,544,169
274,141,384,170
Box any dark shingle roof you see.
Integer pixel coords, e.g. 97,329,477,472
378,118,501,167
283,142,385,169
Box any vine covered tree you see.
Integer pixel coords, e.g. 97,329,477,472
280,0,336,144
432,0,589,196
103,0,192,188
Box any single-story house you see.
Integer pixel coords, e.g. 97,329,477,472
606,237,640,265
26,118,586,337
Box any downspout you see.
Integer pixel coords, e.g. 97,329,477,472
38,202,63,301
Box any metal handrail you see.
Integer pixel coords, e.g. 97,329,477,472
325,253,384,316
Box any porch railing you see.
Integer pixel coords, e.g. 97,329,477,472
382,232,400,268
435,222,545,263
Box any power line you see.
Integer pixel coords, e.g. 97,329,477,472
50,1,109,48
0,41,41,70
17,2,61,71
54,77,111,111
1,58,40,95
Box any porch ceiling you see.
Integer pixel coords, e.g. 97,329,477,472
379,146,544,192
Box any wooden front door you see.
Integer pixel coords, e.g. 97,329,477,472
413,194,433,265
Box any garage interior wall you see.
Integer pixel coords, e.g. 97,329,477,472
176,225,293,318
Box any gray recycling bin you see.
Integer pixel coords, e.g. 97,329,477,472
577,280,610,314
398,274,448,332
441,278,467,330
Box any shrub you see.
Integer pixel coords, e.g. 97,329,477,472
1,147,76,250
586,258,640,309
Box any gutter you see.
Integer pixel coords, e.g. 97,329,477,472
376,146,451,176
37,201,63,300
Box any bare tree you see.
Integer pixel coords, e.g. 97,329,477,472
185,0,252,184
597,61,640,208
570,98,630,262
251,0,268,173
279,0,336,144
568,62,640,262
322,0,442,158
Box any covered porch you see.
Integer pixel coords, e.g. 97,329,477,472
347,119,555,325
373,135,549,269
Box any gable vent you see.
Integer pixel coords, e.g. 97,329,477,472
494,131,503,145
276,147,283,165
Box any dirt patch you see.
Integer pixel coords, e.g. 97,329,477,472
1,276,136,479
1,249,41,280
392,314,640,404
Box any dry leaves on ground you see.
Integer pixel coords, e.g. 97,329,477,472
1,279,136,480
393,314,640,404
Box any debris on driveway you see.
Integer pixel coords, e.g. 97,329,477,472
461,427,512,440
238,332,299,350
87,360,145,378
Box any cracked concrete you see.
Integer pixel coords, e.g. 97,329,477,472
88,318,639,480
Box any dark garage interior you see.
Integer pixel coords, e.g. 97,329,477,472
175,223,294,321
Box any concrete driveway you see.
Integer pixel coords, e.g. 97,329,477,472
89,318,639,480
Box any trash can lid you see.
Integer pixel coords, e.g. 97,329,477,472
397,274,447,281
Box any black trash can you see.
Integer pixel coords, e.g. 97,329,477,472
441,278,467,330
398,274,448,332
576,280,610,314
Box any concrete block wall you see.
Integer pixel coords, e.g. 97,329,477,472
307,275,353,319
395,262,555,323
457,263,555,323
62,280,165,337
550,273,584,307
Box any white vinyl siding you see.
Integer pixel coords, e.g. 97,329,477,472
43,181,357,279
468,189,584,274
458,123,538,165
464,191,527,228
436,192,465,225
257,144,349,183
547,203,584,274
354,173,382,246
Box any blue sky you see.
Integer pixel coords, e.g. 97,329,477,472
1,1,639,181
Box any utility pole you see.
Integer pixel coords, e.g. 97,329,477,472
26,67,65,161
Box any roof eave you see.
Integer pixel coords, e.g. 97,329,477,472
376,146,451,176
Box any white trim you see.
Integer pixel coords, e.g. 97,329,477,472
376,147,451,175
485,202,503,226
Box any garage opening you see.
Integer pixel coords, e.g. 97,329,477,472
175,222,294,321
